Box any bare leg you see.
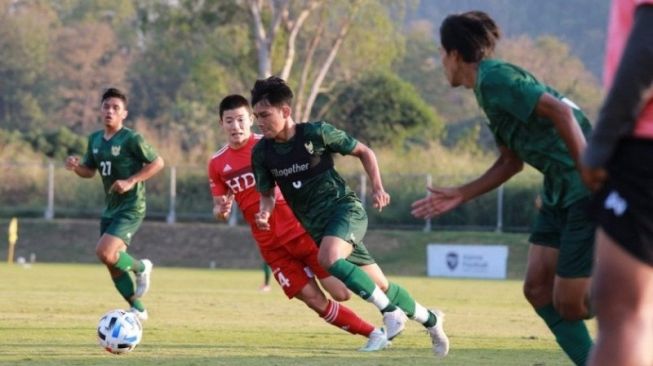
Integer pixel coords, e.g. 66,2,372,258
588,229,653,366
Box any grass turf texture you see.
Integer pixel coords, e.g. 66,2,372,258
0,263,591,365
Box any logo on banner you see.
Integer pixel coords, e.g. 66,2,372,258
446,252,458,270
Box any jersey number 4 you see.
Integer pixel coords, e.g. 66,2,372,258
100,161,112,176
276,271,291,288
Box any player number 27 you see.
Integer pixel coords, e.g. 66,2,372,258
100,161,112,176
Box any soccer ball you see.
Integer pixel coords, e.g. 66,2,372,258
97,309,143,354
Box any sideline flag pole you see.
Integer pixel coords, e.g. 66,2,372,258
7,217,18,264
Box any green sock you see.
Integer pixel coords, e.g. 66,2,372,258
386,282,416,317
114,251,144,272
131,299,145,312
328,259,378,300
535,304,593,366
112,271,136,303
263,263,271,285
386,282,437,327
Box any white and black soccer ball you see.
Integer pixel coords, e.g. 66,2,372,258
97,309,143,354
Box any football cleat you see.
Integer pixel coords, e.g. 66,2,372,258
134,259,153,299
427,309,450,358
383,308,407,340
129,307,148,322
359,327,390,352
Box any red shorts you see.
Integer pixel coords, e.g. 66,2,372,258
259,232,330,298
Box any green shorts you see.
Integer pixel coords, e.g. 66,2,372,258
323,201,376,266
100,211,144,246
529,197,595,278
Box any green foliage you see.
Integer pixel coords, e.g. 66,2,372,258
0,1,57,131
322,72,444,147
23,127,86,160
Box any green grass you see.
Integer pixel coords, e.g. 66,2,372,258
0,263,591,365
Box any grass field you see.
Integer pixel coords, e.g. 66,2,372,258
0,263,592,365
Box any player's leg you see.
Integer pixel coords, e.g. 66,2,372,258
291,233,351,302
525,244,591,366
266,243,387,351
588,229,653,366
318,236,395,313
96,233,147,320
526,203,592,366
99,214,151,319
109,214,151,299
358,260,448,356
260,262,272,292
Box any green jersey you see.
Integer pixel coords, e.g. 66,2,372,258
82,127,158,218
252,122,360,241
474,59,592,208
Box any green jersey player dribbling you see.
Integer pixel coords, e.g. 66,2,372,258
65,88,164,321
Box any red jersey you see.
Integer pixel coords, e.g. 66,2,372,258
208,134,305,249
604,0,653,138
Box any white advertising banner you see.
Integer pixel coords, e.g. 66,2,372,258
427,244,509,279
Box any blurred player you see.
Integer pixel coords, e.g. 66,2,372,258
65,87,164,321
260,262,272,292
411,11,594,365
250,78,449,358
581,1,653,364
208,94,388,352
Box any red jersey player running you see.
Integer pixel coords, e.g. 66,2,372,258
207,94,389,351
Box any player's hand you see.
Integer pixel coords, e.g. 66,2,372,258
580,165,608,192
371,188,391,212
411,186,463,219
65,156,80,171
254,211,271,231
110,179,136,194
213,192,234,220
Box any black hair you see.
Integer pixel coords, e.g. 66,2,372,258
439,11,501,63
219,94,251,119
101,87,128,106
250,76,293,108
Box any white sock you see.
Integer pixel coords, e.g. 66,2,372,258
366,286,391,311
412,303,430,324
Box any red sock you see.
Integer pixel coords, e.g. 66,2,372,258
320,299,375,337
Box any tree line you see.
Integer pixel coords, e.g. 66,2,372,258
0,0,603,167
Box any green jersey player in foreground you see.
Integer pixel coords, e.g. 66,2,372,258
411,11,594,365
65,88,165,321
250,76,449,358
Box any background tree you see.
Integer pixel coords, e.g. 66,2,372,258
247,0,409,122
0,0,57,132
321,72,443,148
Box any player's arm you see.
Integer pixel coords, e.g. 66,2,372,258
411,145,523,219
111,156,165,194
582,4,653,191
349,142,390,212
212,192,234,221
535,93,587,168
255,189,275,231
65,155,96,178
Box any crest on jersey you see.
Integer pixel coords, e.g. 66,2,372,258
292,181,302,189
304,141,314,155
111,145,121,156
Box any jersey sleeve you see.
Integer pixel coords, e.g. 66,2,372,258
319,122,358,155
129,133,158,164
481,68,547,123
251,140,275,193
207,159,228,197
81,134,96,169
